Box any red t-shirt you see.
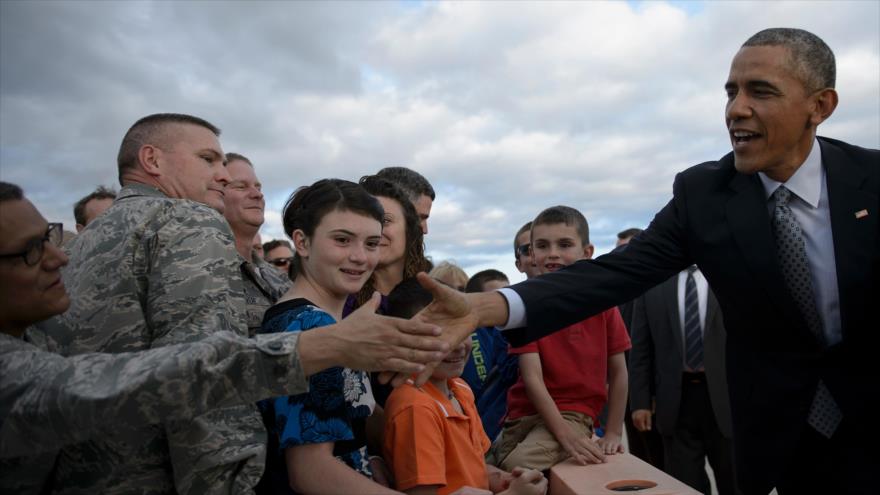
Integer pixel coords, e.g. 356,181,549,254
383,379,491,495
506,307,631,422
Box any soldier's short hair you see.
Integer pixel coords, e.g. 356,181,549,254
225,152,253,167
376,166,435,202
0,181,23,203
74,186,117,226
742,28,836,92
533,205,590,246
117,113,221,184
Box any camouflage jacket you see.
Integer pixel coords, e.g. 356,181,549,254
39,184,270,494
240,252,291,337
0,330,309,493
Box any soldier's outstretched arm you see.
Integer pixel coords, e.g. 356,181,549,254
0,331,308,458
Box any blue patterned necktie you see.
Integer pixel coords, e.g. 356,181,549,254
771,185,842,439
683,265,703,372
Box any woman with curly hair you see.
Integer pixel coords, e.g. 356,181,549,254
350,175,432,312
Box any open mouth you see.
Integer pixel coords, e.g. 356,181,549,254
731,130,761,146
340,268,365,277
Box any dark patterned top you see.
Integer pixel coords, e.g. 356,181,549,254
257,298,375,494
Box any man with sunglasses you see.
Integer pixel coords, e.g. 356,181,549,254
0,181,449,491
222,153,291,337
263,239,295,275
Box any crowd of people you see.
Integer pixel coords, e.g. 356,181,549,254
1,27,876,495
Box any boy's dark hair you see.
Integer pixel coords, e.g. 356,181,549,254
513,221,532,257
225,152,253,166
616,227,643,241
466,269,510,293
376,166,435,201
532,205,590,245
283,179,384,277
0,181,24,202
73,186,117,226
117,113,221,184
386,277,433,319
262,239,292,253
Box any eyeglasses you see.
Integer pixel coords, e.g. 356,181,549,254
0,223,63,266
516,243,531,257
266,257,293,267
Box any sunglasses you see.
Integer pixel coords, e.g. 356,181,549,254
266,257,293,267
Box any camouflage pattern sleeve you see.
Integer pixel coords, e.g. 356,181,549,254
0,331,308,459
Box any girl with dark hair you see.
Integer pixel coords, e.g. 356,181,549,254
257,179,395,495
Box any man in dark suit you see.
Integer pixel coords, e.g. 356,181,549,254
629,268,735,494
417,28,877,494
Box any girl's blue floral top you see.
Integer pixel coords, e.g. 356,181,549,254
257,298,375,493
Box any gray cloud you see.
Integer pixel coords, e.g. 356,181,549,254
1,0,877,281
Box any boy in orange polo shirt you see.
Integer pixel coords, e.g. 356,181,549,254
382,278,547,495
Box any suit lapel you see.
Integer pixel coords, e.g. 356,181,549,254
821,138,874,336
725,166,802,325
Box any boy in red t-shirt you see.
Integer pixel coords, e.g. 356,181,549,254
495,206,631,472
382,278,547,495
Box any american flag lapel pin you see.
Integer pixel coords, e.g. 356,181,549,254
855,209,868,219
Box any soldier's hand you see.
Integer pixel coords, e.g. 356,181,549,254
298,292,448,377
380,272,482,386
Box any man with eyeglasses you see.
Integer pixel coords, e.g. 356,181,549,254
222,153,291,337
262,239,294,275
0,181,448,492
35,113,449,494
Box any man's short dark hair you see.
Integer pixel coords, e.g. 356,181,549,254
262,239,292,254
386,277,433,319
533,205,590,245
617,227,643,241
465,269,510,293
225,152,252,167
117,113,221,184
742,28,836,92
0,181,23,203
376,166,435,201
74,186,117,226
514,221,533,256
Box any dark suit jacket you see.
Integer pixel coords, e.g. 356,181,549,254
628,275,732,438
506,137,878,492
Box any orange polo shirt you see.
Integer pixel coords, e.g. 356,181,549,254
383,378,491,495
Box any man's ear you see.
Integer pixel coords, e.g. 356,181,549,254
809,88,838,126
138,144,163,178
292,230,310,258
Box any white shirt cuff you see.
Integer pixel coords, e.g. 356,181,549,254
496,288,527,330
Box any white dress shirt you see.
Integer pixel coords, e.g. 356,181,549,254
758,138,842,346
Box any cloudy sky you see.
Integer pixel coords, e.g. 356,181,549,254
1,0,877,282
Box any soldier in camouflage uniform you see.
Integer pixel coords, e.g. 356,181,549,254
0,181,448,493
36,114,449,494
222,153,291,336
